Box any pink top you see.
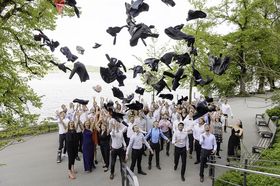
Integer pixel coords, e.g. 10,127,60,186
159,119,172,133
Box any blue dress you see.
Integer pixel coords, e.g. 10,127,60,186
82,129,94,171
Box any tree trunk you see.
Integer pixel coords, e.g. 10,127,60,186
268,76,276,90
238,50,247,95
257,76,265,93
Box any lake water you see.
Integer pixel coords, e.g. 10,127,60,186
28,72,200,120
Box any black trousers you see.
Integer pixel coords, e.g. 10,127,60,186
58,133,66,154
77,132,83,152
130,148,143,172
188,134,194,155
100,143,110,168
110,148,125,174
223,114,228,132
216,142,221,156
149,142,160,166
66,141,78,170
194,139,201,162
174,146,187,176
161,131,170,153
199,149,212,177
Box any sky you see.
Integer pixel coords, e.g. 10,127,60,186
47,0,233,68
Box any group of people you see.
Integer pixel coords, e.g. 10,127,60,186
55,96,243,182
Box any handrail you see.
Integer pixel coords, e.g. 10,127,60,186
207,162,280,179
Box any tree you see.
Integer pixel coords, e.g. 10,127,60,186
0,0,75,129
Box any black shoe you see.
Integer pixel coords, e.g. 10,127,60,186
148,165,151,170
138,171,147,175
143,152,147,156
56,151,62,163
194,161,200,164
110,174,114,180
200,177,204,182
166,152,169,156
156,165,161,170
174,166,177,170
76,156,80,161
95,160,98,164
181,175,185,182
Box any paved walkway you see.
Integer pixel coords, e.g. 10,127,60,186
0,96,272,186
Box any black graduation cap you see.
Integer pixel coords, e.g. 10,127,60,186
192,66,213,86
49,60,71,73
100,67,116,83
106,26,127,45
205,96,214,103
144,58,160,71
135,86,145,95
161,0,176,7
65,0,80,18
193,100,209,120
104,103,125,122
112,87,124,100
129,65,146,78
152,77,171,95
163,68,187,90
174,52,191,67
60,46,78,62
106,54,127,72
159,93,174,100
129,23,159,47
209,54,231,75
92,43,101,49
125,101,143,111
160,52,176,70
164,24,195,48
73,98,89,105
69,61,90,82
186,10,207,21
123,93,134,104
125,1,149,18
34,29,59,52
177,96,188,105
76,46,85,55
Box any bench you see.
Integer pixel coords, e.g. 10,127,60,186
252,114,278,154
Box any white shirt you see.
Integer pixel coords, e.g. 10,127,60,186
110,128,126,149
57,117,69,134
193,124,205,140
172,119,182,133
199,133,217,151
221,103,233,117
126,132,151,155
146,115,155,133
153,108,161,121
80,111,89,124
172,130,189,150
183,116,195,134
127,122,136,138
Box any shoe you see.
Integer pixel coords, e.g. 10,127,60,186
143,152,147,156
194,161,200,164
200,177,204,182
156,165,161,170
138,171,147,175
104,168,109,172
110,174,114,180
166,152,169,156
189,154,192,159
92,164,96,169
181,176,185,182
217,155,221,159
95,160,98,164
57,155,62,163
174,166,177,170
103,165,107,168
62,153,68,158
76,156,81,161
148,165,151,170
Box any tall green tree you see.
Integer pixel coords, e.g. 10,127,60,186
0,0,75,129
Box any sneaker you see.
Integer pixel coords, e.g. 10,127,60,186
76,156,81,161
200,177,204,182
110,174,114,180
62,153,68,158
104,167,109,172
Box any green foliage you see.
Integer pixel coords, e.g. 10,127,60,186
266,107,280,118
0,0,76,129
271,90,280,107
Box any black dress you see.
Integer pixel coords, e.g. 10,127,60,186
227,128,241,157
66,129,78,170
99,131,111,168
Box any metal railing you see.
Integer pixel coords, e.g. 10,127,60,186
121,163,139,186
207,156,280,186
